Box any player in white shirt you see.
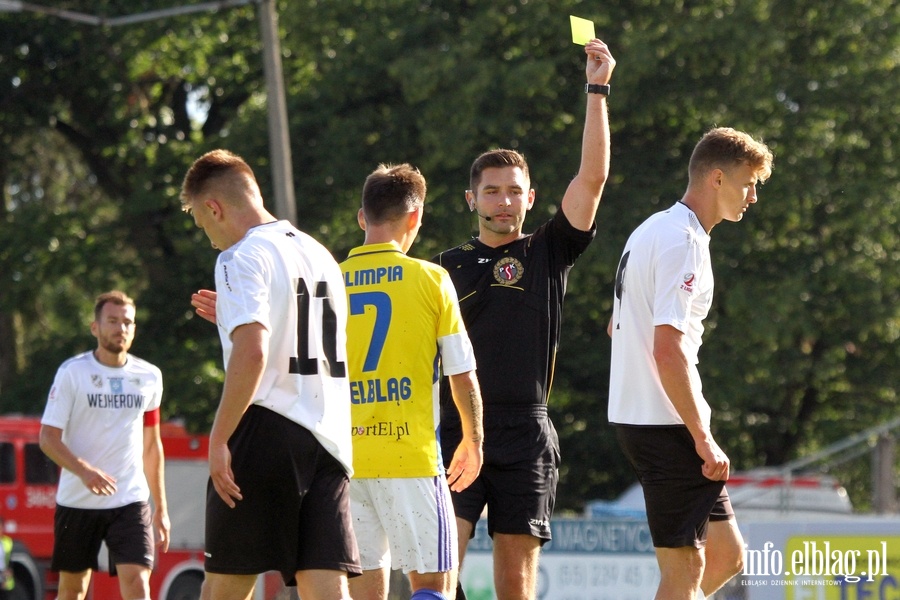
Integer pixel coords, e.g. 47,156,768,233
608,202,714,428
608,127,773,600
40,290,169,600
180,149,360,600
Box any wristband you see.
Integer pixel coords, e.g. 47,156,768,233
585,83,610,96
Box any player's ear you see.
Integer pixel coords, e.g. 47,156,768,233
204,198,224,219
408,205,423,229
357,208,366,232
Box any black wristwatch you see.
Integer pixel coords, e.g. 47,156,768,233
585,83,610,96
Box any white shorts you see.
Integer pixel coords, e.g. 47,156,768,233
350,476,458,574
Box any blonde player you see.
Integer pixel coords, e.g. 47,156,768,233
181,149,360,600
609,127,773,599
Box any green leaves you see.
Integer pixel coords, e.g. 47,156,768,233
1,0,897,508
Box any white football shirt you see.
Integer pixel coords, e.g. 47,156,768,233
42,351,163,509
214,220,353,473
608,202,714,426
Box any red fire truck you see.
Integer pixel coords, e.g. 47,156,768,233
0,415,211,600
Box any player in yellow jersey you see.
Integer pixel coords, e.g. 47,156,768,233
342,164,484,600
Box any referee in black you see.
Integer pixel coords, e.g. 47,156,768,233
434,38,616,600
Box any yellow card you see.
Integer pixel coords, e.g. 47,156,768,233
570,15,595,45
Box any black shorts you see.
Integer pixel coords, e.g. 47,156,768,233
205,405,361,584
615,424,734,549
442,405,558,543
51,501,153,573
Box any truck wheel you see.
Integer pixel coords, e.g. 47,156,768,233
165,571,203,600
10,542,43,600
7,587,31,600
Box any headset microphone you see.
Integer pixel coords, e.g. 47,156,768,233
476,212,492,221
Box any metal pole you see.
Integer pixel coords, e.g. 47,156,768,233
104,0,256,27
256,0,296,224
872,433,897,514
780,415,900,472
8,1,102,24
0,0,258,26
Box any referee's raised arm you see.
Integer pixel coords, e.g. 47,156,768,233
561,38,616,232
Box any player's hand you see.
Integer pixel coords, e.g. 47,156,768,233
585,38,615,85
446,439,483,493
80,466,118,497
191,289,218,324
209,442,242,508
153,509,171,553
696,436,730,481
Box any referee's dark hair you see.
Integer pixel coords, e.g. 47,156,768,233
469,148,530,191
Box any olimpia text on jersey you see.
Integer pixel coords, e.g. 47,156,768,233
344,265,404,287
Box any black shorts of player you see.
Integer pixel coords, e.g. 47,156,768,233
442,405,559,543
205,405,361,585
51,501,153,573
615,424,734,549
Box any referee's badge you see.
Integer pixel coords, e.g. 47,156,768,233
493,257,524,285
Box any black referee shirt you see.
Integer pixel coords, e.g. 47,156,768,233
433,210,595,423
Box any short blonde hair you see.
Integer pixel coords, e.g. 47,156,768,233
179,149,259,211
689,127,774,184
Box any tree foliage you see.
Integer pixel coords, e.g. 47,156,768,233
1,0,897,511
